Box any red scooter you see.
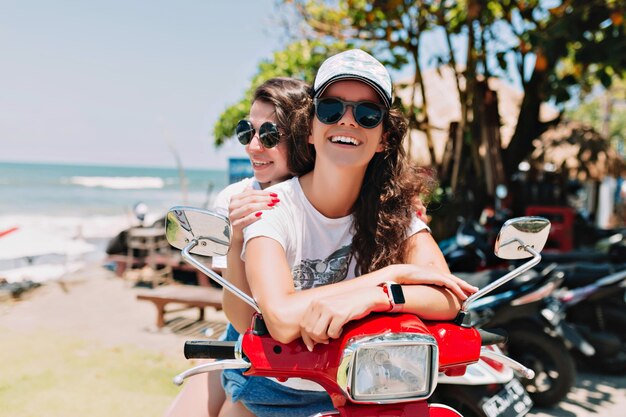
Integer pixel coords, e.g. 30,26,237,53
165,208,549,417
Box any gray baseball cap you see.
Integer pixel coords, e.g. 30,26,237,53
313,49,393,108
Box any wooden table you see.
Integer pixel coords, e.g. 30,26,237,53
136,285,223,328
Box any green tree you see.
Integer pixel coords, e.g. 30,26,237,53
565,77,626,151
213,0,626,230
212,40,349,145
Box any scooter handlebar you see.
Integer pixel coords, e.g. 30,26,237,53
479,328,508,346
184,341,237,359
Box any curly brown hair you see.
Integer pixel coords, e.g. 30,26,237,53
288,99,436,274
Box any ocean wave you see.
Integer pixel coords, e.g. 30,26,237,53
69,176,165,190
0,214,140,240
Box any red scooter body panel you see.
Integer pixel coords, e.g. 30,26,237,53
241,313,482,415
315,403,462,417
423,321,482,372
241,313,433,400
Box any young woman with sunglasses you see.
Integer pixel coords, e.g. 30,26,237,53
164,77,310,417
220,49,477,417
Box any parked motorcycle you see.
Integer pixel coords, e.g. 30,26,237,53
457,266,584,408
439,217,505,272
434,345,533,417
165,208,549,417
551,262,626,373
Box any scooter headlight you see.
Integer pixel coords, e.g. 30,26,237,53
337,333,438,403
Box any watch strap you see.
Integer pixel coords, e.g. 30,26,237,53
378,281,404,312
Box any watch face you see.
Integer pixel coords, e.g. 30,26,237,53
389,284,405,304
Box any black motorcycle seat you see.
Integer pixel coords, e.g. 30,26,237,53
541,251,610,264
554,263,625,288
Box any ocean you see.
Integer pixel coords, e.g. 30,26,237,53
0,161,230,268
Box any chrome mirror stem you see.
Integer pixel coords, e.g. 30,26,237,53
173,359,250,385
182,240,262,314
461,239,541,312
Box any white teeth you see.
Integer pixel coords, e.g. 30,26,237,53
330,136,359,146
252,161,272,167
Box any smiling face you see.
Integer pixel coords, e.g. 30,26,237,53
309,80,385,169
246,99,291,187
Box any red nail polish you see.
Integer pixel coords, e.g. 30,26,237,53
269,192,278,197
271,198,280,203
267,203,275,207
255,212,262,217
417,211,422,217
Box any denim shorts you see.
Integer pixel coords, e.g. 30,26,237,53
220,324,335,417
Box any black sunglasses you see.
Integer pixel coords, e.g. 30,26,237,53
314,97,387,128
236,120,282,148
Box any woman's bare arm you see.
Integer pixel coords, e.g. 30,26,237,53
219,187,279,333
298,231,476,349
244,235,476,345
399,230,464,320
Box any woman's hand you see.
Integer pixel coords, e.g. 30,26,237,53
300,286,386,351
383,264,478,301
228,187,279,241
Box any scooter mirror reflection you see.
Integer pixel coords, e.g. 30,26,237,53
165,207,231,256
494,217,550,260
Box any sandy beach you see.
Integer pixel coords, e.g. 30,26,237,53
1,262,624,416
0,262,229,355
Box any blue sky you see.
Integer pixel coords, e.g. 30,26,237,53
0,1,530,171
0,0,284,169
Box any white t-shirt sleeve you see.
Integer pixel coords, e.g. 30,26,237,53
407,215,430,238
241,204,290,262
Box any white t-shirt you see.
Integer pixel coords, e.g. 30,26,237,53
243,177,429,287
211,177,261,270
242,177,429,392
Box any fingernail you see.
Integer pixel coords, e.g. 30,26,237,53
267,203,276,207
306,344,313,352
270,192,278,197
271,198,280,203
417,211,422,217
255,212,262,217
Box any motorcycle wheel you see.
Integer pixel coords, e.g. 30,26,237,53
506,329,576,408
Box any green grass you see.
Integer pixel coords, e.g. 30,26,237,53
0,327,189,417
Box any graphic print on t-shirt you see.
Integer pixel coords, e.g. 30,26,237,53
292,245,352,290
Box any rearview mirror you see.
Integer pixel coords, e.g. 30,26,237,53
494,217,550,260
165,207,231,257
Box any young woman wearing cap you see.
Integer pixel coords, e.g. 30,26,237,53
220,49,477,417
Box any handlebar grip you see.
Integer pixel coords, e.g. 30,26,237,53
184,341,237,359
479,328,508,346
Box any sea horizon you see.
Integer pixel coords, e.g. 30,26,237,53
0,160,233,247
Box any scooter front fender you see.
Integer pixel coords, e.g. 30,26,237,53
428,404,464,417
314,402,459,417
311,404,463,417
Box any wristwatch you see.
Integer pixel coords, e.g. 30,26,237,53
378,281,405,312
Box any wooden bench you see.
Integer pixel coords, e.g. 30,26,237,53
136,285,223,328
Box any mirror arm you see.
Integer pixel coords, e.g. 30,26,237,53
173,359,250,386
182,240,262,314
461,239,541,313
